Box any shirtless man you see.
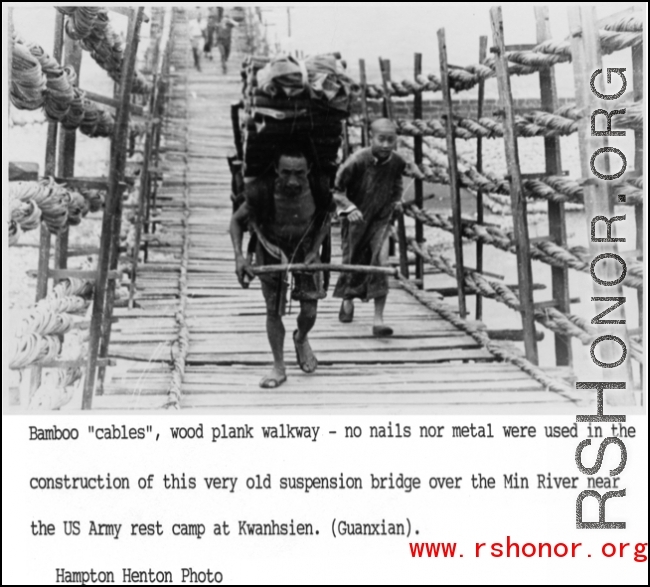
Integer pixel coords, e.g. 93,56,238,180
229,149,333,388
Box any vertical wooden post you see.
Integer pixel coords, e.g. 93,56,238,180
568,6,634,400
378,58,394,120
535,6,572,367
55,37,83,276
36,12,65,302
84,8,145,409
8,8,14,92
631,44,643,332
128,73,159,309
413,52,425,288
358,59,370,147
475,36,488,321
379,58,407,277
26,11,67,403
489,7,538,363
437,28,467,319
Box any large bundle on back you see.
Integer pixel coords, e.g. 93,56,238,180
239,53,356,178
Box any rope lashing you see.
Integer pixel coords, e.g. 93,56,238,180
396,274,578,400
408,240,596,345
56,7,151,95
404,204,644,290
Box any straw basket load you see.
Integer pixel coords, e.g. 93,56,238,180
239,53,357,178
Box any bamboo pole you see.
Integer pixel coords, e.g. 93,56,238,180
252,264,397,276
54,37,83,279
84,8,146,409
437,27,467,319
535,6,572,367
358,59,370,147
489,7,538,363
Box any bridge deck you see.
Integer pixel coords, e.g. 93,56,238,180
98,22,582,413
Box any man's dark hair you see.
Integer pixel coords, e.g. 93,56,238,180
274,147,310,169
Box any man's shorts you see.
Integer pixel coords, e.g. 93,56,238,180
256,241,326,316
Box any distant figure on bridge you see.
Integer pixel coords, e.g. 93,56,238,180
202,8,219,61
188,13,204,71
333,118,406,337
215,15,238,74
229,148,334,388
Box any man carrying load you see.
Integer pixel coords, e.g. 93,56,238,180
229,148,334,389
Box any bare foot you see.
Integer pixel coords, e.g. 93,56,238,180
259,366,287,389
293,330,318,373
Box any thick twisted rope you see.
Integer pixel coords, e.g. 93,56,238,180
409,240,596,345
395,106,583,140
9,276,93,413
56,7,151,95
405,204,644,290
406,139,643,209
8,179,94,240
396,274,578,400
360,15,643,96
11,33,117,138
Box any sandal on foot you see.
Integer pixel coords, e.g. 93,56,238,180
293,330,318,373
339,300,354,323
372,325,394,337
259,372,287,389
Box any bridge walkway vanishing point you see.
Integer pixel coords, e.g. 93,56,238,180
98,20,584,413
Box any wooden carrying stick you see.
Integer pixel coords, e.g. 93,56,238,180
251,264,398,276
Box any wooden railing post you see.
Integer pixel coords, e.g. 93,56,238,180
36,11,65,303
358,59,370,147
475,35,488,321
437,27,467,319
535,6,572,367
568,6,634,401
54,36,83,278
489,7,538,363
84,7,146,409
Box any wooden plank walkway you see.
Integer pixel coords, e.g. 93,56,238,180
98,18,583,412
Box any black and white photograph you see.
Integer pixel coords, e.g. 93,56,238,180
6,4,645,414
3,4,648,585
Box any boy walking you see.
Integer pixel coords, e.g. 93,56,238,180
333,118,406,337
